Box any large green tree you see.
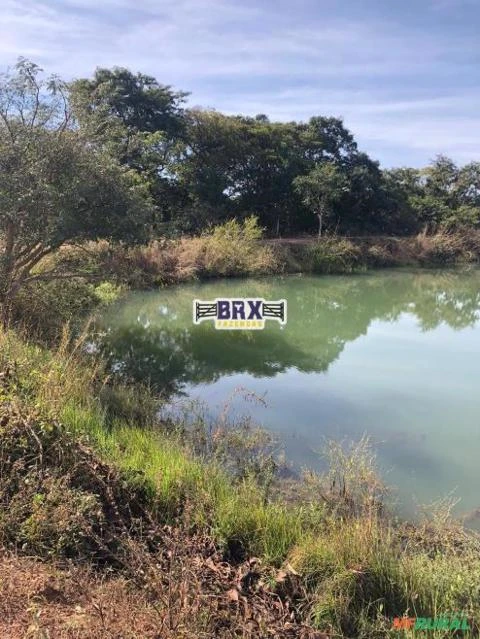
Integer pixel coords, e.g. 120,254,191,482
67,65,480,238
0,60,152,324
70,67,188,231
70,67,188,144
385,156,480,233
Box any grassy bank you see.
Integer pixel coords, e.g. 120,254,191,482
3,220,480,636
56,225,480,287
2,327,480,638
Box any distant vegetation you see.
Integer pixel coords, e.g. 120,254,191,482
70,64,480,239
1,58,480,323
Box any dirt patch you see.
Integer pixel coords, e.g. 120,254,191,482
0,545,326,638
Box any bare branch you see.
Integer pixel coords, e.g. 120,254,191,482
25,64,41,128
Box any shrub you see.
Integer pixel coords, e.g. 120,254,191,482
10,278,98,344
122,240,180,286
0,401,154,563
93,281,124,305
199,216,278,277
15,479,105,558
365,244,398,268
307,238,363,274
415,231,470,265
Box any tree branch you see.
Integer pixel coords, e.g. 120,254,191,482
14,244,51,275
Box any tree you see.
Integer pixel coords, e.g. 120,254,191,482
70,67,188,142
301,116,358,164
335,153,386,234
0,59,152,325
456,162,480,208
386,156,480,233
293,163,348,236
228,117,308,236
380,168,423,235
422,156,480,230
169,109,250,231
70,67,189,231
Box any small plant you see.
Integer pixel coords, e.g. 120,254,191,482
93,281,124,305
307,237,363,274
322,435,387,520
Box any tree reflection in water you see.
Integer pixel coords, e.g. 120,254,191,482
94,268,480,397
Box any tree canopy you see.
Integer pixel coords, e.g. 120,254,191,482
0,59,153,322
66,62,480,238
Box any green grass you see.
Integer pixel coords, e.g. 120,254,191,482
59,399,320,564
3,326,480,637
0,327,320,564
288,518,480,636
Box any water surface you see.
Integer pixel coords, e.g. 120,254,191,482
96,269,480,517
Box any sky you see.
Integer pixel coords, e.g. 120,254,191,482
0,0,479,167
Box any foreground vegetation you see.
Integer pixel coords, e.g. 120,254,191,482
2,326,480,638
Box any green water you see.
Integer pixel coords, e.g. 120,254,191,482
97,268,480,518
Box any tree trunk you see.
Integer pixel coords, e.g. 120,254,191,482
317,212,323,238
1,219,15,328
0,289,12,330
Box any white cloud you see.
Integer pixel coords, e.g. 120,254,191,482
0,0,477,166
213,87,480,166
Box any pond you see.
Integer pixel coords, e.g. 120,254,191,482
95,268,480,518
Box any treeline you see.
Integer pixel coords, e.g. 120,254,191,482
70,66,480,237
1,59,480,321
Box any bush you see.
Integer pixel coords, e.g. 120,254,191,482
11,278,98,343
93,281,124,305
121,240,180,286
415,232,471,266
365,244,398,268
52,219,279,289
15,479,105,558
307,238,363,274
198,217,278,277
0,400,154,563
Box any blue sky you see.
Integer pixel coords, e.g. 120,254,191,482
0,0,479,167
